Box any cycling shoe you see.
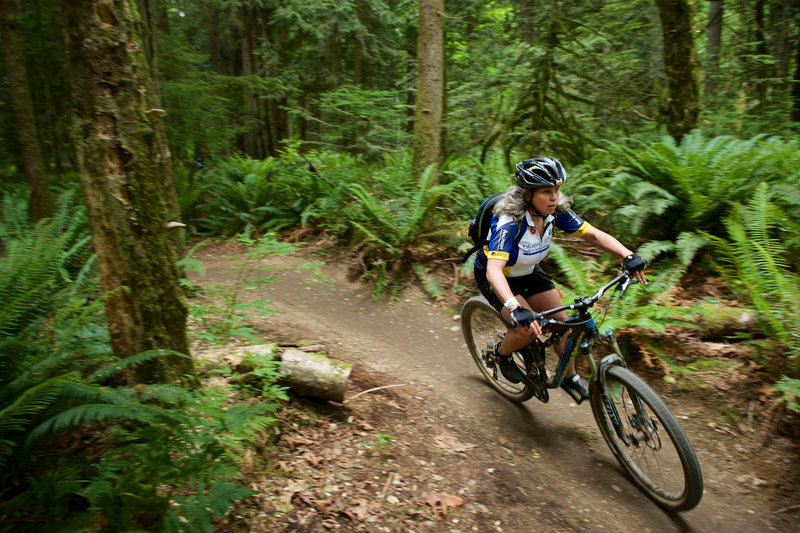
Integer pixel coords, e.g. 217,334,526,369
561,373,589,404
497,354,523,384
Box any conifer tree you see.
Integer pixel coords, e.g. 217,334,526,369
58,0,194,385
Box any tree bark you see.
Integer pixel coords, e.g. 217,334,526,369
772,0,792,82
411,0,445,184
515,0,537,44
135,0,158,93
704,0,724,96
0,0,54,222
58,0,194,385
654,0,701,143
793,26,800,122
752,0,769,111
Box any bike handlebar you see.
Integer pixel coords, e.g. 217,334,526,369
508,270,637,329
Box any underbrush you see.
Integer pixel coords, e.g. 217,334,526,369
0,350,288,532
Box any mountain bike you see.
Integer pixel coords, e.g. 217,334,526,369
461,270,704,512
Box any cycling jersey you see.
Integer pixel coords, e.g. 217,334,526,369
474,210,591,277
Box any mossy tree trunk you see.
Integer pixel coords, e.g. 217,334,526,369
704,0,723,96
654,0,701,143
411,0,445,184
58,0,195,385
0,0,54,222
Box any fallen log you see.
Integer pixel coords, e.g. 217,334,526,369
278,348,352,403
196,344,352,402
693,303,760,340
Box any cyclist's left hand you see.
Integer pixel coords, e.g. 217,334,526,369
623,254,648,285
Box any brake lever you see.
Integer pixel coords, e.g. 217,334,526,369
618,274,637,298
507,313,545,330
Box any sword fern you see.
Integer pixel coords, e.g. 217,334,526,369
703,183,800,373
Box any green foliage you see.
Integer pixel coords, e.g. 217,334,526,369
703,184,800,375
0,204,289,531
157,21,270,163
291,85,411,159
193,155,281,236
546,241,697,334
188,234,298,344
348,164,461,297
773,377,800,414
191,149,371,238
443,153,514,218
635,232,710,299
594,132,800,242
0,191,95,340
412,263,446,300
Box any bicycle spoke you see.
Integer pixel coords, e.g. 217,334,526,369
462,297,534,403
591,365,703,511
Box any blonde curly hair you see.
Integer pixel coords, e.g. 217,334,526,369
492,185,573,221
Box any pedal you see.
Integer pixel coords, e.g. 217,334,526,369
561,387,585,405
486,340,498,354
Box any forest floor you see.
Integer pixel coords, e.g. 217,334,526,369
187,240,800,533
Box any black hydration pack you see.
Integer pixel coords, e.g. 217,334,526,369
461,192,522,263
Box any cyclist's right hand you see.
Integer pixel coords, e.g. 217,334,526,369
510,306,535,327
623,253,647,273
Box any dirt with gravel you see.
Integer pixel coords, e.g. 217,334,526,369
188,241,800,533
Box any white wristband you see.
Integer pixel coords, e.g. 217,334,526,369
504,297,520,309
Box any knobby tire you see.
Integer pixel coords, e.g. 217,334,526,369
461,296,534,403
590,365,704,511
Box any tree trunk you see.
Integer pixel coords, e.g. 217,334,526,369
704,0,724,96
0,0,54,222
58,0,194,385
793,26,800,122
772,0,792,82
135,0,159,93
515,0,537,44
411,0,445,183
752,0,769,112
654,0,701,143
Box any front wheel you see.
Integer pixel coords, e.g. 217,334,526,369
461,296,534,403
590,365,703,511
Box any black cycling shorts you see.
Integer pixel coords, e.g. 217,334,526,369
474,265,556,313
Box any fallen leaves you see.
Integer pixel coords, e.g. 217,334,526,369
252,390,479,529
422,492,464,520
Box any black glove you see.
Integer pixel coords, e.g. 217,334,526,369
623,254,647,273
510,306,536,327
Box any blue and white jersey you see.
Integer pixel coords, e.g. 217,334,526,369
474,210,591,277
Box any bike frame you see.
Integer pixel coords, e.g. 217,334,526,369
519,271,650,444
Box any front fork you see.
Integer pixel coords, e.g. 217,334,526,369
584,330,644,446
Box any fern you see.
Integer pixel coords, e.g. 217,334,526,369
546,241,699,334
597,131,799,242
412,263,446,300
348,164,461,297
547,241,603,297
165,480,252,532
27,403,168,443
703,183,800,372
87,349,191,383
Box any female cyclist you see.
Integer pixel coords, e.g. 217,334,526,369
472,157,647,402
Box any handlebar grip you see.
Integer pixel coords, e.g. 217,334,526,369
507,312,544,329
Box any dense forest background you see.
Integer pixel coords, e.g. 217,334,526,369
1,0,799,530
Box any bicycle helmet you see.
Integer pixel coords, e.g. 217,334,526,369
514,157,567,189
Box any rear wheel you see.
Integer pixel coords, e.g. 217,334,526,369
461,296,534,402
590,365,703,511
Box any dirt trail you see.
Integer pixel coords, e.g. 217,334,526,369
195,244,798,532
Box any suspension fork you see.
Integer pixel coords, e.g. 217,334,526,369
594,330,635,445
599,329,656,433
